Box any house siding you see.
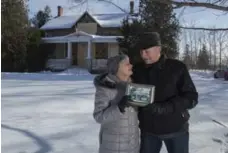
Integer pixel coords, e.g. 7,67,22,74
45,28,75,37
77,43,88,68
77,23,97,34
76,12,98,34
96,27,121,36
77,12,97,23
108,43,119,57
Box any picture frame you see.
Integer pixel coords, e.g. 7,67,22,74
125,83,155,107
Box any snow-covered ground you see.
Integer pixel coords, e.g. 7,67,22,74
1,69,228,153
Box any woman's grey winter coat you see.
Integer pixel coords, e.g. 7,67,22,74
93,74,140,153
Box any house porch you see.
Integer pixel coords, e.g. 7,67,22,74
41,31,122,72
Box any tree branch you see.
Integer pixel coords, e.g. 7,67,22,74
151,0,228,11
180,26,228,31
98,0,128,13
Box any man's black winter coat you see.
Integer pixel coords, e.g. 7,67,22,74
132,55,198,135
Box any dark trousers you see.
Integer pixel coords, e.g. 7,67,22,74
140,132,189,153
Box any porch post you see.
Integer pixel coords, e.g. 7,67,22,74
87,40,91,59
67,41,72,59
87,40,92,71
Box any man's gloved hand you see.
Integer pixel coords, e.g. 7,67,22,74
118,95,129,113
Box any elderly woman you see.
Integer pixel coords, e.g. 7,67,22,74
93,55,140,153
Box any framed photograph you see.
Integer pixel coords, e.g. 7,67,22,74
125,83,155,107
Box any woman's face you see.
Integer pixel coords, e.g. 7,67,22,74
117,57,133,77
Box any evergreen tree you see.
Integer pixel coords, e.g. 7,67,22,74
197,44,210,70
31,5,52,28
139,0,180,58
117,18,145,64
183,44,193,69
2,0,29,72
26,29,50,72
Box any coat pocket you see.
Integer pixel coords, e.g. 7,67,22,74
147,111,189,134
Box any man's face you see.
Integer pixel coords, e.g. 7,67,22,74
140,46,161,64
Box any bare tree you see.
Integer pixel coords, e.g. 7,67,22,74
181,26,228,70
70,0,228,11
181,21,198,67
180,27,228,31
69,0,129,13
209,30,218,69
223,51,228,66
217,31,228,68
207,31,214,66
150,0,228,31
69,0,228,31
152,0,228,64
151,0,228,12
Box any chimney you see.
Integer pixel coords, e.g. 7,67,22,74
130,0,134,14
57,6,63,17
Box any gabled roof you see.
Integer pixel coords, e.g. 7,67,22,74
40,0,140,30
40,14,83,30
40,11,131,30
92,13,128,28
40,15,81,30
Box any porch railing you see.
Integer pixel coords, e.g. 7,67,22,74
46,58,108,73
46,59,71,70
87,59,107,73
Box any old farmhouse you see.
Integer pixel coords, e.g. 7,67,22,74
40,1,136,72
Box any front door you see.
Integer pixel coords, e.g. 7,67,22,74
72,43,78,65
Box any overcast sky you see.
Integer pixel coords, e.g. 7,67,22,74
28,0,228,29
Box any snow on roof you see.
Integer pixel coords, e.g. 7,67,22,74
40,12,130,30
92,13,127,27
66,30,92,37
40,15,82,30
40,0,140,30
91,34,123,42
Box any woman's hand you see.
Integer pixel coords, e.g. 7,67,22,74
118,95,129,113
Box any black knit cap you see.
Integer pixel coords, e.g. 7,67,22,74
138,32,161,50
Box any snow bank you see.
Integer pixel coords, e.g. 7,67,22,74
190,69,214,79
2,67,95,81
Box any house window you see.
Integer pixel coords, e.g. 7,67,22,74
54,43,68,59
95,43,108,59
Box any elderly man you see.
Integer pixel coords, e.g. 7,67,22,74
132,32,198,153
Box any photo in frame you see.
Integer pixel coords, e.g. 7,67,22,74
125,83,155,107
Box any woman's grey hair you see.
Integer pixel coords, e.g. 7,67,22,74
107,54,128,75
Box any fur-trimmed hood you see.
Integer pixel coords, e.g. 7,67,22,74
94,73,119,89
93,73,129,90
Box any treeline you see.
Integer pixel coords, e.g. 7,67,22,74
1,0,52,72
181,29,228,70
